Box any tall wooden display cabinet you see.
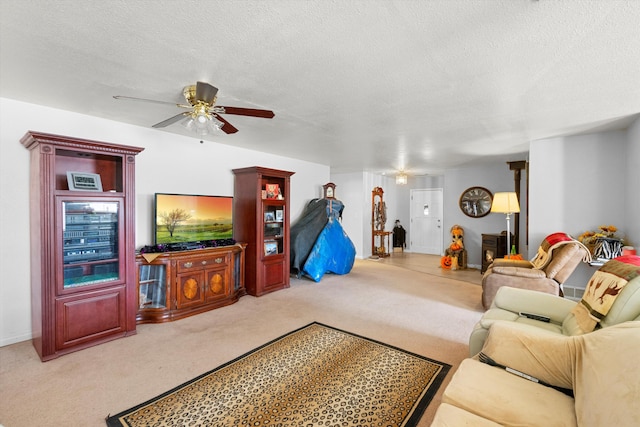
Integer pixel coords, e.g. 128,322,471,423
21,131,143,361
232,167,295,296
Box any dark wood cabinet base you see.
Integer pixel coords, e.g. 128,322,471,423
136,244,246,323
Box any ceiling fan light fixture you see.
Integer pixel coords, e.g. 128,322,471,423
114,81,273,135
196,113,209,125
181,116,195,131
181,113,214,135
210,116,224,130
184,114,224,136
396,172,408,185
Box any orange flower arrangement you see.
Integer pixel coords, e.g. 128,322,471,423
598,225,618,235
579,225,620,245
578,225,623,256
578,230,596,243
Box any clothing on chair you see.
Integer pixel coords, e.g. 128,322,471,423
393,224,406,248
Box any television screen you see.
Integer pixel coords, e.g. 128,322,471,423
154,193,233,245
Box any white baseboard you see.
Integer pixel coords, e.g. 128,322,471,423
562,285,584,301
0,332,32,347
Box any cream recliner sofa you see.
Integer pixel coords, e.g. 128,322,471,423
470,257,640,356
431,320,640,427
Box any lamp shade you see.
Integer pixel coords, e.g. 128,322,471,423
396,173,407,185
181,113,223,136
490,192,520,214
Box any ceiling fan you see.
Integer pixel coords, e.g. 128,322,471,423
113,81,274,135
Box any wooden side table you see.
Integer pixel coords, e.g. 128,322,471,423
481,233,511,273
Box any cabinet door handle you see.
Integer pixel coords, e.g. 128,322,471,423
201,260,207,265
184,262,193,268
215,258,223,263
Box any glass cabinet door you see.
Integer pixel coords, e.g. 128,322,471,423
61,200,121,289
138,264,168,309
263,204,284,256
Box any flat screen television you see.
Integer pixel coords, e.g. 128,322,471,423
154,193,233,245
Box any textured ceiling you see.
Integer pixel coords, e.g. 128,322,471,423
1,0,639,175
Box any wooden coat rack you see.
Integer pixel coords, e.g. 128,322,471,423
371,187,391,257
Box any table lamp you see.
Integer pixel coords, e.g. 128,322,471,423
490,192,520,256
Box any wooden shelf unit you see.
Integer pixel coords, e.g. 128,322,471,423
21,131,143,361
232,167,295,296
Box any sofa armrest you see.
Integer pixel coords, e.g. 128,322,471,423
492,286,576,323
491,258,533,269
491,266,547,279
544,243,585,282
480,321,575,390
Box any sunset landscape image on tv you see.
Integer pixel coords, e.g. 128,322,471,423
154,193,233,244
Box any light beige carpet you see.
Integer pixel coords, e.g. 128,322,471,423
0,255,484,427
377,251,483,286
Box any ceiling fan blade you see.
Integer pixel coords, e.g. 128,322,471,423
152,112,189,128
218,106,275,118
113,95,189,108
195,81,218,104
213,114,238,134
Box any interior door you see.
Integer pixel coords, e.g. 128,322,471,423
410,189,443,255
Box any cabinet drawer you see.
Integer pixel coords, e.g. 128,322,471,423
176,254,229,273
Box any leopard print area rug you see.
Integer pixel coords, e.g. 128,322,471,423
106,322,450,427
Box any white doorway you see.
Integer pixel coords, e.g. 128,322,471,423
410,188,443,255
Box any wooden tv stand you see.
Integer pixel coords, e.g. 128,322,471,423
135,244,246,323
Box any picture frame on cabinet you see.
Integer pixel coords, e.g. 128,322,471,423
264,241,278,256
264,223,280,237
275,209,283,221
265,183,280,199
66,171,103,191
265,211,275,222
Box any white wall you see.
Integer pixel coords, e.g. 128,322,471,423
626,118,640,244
333,164,528,267
333,118,638,284
328,172,399,259
394,174,445,251
443,164,527,268
3,95,638,346
529,125,636,291
0,97,330,346
328,172,366,256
